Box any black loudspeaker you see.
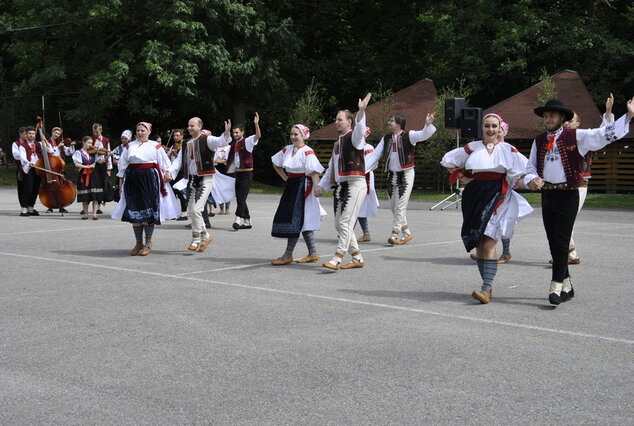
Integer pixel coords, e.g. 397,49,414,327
461,107,482,139
445,98,465,128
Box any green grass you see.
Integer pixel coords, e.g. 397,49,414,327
0,166,15,185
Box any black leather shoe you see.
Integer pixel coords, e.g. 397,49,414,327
97,209,103,214
29,209,39,216
46,208,53,213
561,286,575,302
59,208,69,213
548,293,561,305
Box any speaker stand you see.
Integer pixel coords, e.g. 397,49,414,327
430,130,462,211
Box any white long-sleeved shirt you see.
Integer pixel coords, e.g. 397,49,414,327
318,113,367,187
12,141,23,161
72,149,105,166
168,134,232,177
92,136,112,170
48,139,76,158
116,140,172,178
373,124,437,172
18,141,54,173
524,114,631,186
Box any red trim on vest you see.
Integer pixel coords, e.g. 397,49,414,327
536,129,585,188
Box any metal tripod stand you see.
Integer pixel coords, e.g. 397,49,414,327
430,130,462,211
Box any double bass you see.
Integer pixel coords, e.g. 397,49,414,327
34,117,77,212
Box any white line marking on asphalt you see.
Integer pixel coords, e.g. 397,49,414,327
0,224,126,236
176,237,473,275
577,232,634,238
176,262,272,275
2,251,632,346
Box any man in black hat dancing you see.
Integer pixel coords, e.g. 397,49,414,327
524,97,634,305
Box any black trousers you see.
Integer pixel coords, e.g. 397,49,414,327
19,168,41,208
235,170,253,219
16,167,28,208
541,189,579,282
169,179,187,212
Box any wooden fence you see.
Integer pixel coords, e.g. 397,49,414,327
311,138,634,194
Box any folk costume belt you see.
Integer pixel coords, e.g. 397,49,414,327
80,168,94,187
542,182,574,190
287,173,313,198
128,162,168,196
473,172,508,214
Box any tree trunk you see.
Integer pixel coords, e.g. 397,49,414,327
232,100,247,129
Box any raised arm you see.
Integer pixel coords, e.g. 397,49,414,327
352,93,372,149
577,95,633,155
254,112,261,140
602,93,615,125
409,112,437,144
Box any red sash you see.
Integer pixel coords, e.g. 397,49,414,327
129,163,167,196
287,173,313,198
473,172,507,214
81,169,93,187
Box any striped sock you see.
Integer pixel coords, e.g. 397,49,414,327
482,259,498,289
476,258,485,280
358,217,370,234
144,224,155,245
285,236,299,254
501,238,511,255
302,231,316,252
133,225,143,244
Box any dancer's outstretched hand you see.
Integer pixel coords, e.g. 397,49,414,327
358,93,372,111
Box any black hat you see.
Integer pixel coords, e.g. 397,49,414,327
534,99,574,121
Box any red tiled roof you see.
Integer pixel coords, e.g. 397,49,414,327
485,70,602,139
311,78,438,140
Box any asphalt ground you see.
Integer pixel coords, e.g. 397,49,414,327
0,186,632,425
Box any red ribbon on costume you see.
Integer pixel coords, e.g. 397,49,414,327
449,168,473,183
80,168,93,187
545,132,556,151
473,172,508,214
365,172,371,194
128,163,168,196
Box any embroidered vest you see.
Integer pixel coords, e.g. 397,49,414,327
92,136,110,150
23,141,43,162
536,128,585,189
382,132,415,169
582,152,592,179
227,138,254,170
188,135,216,175
80,150,96,165
335,132,365,177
